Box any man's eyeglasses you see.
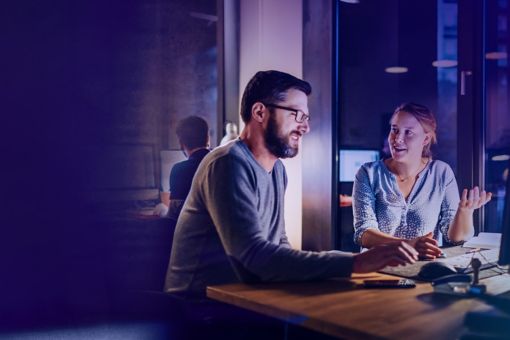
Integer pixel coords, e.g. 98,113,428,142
264,103,310,123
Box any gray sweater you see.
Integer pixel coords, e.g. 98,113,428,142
165,140,354,297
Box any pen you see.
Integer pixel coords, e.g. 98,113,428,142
466,248,481,254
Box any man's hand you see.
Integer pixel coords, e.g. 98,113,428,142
352,241,418,273
405,232,442,260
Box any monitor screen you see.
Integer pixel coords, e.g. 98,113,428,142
498,160,510,266
339,149,380,182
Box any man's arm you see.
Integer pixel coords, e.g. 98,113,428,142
160,191,170,207
353,241,418,273
278,229,292,248
203,155,354,282
203,154,418,281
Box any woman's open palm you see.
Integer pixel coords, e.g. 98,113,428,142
459,186,492,211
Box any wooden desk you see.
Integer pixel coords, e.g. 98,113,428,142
207,272,510,339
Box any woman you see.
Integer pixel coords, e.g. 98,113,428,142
353,103,491,259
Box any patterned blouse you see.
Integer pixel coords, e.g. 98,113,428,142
352,159,460,246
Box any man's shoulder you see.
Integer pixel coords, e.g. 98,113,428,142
201,141,276,183
189,148,210,162
274,159,286,174
172,149,211,174
171,158,192,174
206,140,251,165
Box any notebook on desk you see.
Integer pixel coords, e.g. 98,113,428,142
441,248,499,273
380,246,506,281
462,232,502,249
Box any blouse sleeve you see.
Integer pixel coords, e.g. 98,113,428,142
352,165,380,245
437,165,461,244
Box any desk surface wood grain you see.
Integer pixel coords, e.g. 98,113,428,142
207,272,510,339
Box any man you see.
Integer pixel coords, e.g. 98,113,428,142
165,70,418,297
166,115,210,220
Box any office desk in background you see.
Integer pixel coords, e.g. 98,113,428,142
207,272,510,339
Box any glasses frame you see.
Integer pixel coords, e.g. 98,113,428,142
263,103,310,123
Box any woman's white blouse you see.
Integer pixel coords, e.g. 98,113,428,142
352,159,460,245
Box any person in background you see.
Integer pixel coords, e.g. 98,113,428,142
220,121,239,146
353,103,492,259
165,70,418,298
165,115,210,220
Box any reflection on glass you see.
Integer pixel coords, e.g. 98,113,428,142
338,0,458,170
484,0,510,232
336,0,463,250
436,0,458,172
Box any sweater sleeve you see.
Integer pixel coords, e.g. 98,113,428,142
278,165,291,248
202,154,354,282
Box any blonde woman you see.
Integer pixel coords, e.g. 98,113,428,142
353,103,491,259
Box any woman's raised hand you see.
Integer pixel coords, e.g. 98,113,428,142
459,186,492,211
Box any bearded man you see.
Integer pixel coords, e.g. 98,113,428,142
165,70,418,298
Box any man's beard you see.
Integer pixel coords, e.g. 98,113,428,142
264,114,299,159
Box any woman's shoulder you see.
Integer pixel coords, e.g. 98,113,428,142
428,159,454,173
427,159,456,181
355,159,386,180
360,159,385,171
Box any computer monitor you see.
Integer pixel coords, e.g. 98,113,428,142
498,160,510,268
339,149,380,182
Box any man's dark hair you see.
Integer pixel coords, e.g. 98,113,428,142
240,70,312,123
176,116,209,149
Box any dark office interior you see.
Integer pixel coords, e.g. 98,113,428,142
2,0,510,338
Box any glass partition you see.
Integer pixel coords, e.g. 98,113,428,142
337,0,459,250
484,0,510,232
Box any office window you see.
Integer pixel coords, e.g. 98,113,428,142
338,0,458,170
336,0,459,250
484,0,510,232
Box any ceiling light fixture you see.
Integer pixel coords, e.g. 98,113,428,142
432,60,458,68
492,154,510,161
485,52,508,60
190,12,218,25
385,66,408,74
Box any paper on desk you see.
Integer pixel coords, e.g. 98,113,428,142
463,232,501,249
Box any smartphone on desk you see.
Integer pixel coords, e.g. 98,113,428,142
363,279,416,289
